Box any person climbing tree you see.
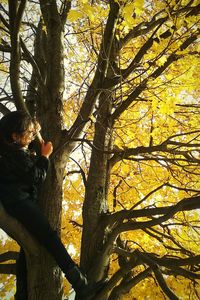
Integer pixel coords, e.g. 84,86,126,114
0,110,105,300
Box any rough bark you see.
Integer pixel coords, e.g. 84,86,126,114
8,0,28,112
1,1,200,299
81,90,113,277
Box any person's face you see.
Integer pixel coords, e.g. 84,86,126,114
12,123,36,148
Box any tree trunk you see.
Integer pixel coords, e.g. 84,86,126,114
23,150,66,300
23,4,67,297
81,90,113,281
26,250,63,300
81,41,118,281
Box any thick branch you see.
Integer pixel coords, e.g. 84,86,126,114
99,196,200,265
8,0,28,111
59,1,120,152
104,195,200,228
111,79,147,121
118,15,167,50
95,255,148,300
0,202,39,256
110,143,166,166
39,0,64,103
39,0,60,28
109,131,200,167
97,0,120,81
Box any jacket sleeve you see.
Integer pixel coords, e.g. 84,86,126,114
7,150,49,185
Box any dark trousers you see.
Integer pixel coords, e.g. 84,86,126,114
3,200,75,299
15,249,27,300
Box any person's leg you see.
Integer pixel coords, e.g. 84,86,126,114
5,200,106,298
15,248,28,300
5,200,75,272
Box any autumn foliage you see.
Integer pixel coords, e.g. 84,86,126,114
0,0,200,299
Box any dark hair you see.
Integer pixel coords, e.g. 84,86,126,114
0,110,33,154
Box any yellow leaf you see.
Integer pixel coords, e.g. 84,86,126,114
157,56,167,67
83,3,95,22
151,98,159,111
68,10,83,22
135,0,144,16
123,3,135,28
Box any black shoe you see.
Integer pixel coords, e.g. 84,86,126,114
65,265,88,290
65,265,107,300
75,279,107,300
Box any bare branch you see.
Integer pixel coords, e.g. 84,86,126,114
0,103,11,115
105,195,200,228
153,266,179,300
0,251,18,263
132,250,180,299
150,33,199,79
60,0,71,27
20,37,45,88
106,268,152,300
119,2,200,50
0,263,16,275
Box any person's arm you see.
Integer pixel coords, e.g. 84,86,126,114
9,141,53,184
29,140,53,183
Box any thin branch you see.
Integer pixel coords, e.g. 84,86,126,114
15,0,27,34
150,32,199,79
0,103,11,115
106,267,152,300
135,250,179,299
123,195,199,223
164,265,200,280
0,12,10,29
153,267,179,300
118,1,200,50
60,0,71,27
0,263,16,275
20,37,45,88
111,79,148,121
149,253,200,268
0,251,19,263
69,156,87,187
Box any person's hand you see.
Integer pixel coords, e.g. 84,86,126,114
33,120,41,134
41,141,53,158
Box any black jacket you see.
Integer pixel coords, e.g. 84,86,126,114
0,149,49,207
